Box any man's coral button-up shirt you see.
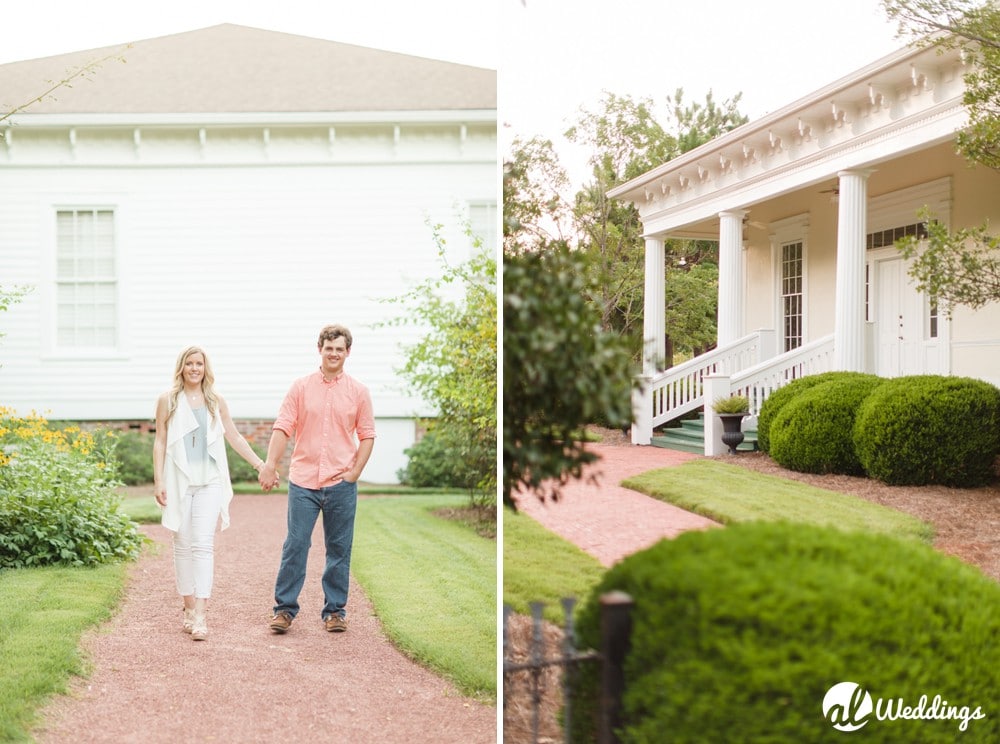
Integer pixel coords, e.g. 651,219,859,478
272,370,376,489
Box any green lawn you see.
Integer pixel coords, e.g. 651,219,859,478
502,507,605,625
352,494,497,702
504,458,934,632
0,489,494,742
622,459,934,542
0,563,127,742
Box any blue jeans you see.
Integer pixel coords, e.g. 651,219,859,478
273,479,358,620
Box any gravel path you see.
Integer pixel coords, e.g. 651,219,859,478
37,493,496,744
512,445,718,566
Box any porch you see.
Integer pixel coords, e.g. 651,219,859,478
610,42,969,452
633,329,839,455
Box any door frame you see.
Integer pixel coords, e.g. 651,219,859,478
866,245,950,377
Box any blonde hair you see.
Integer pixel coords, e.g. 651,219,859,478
167,346,219,422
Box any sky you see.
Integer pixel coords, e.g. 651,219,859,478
0,0,910,190
0,0,499,68
501,0,908,186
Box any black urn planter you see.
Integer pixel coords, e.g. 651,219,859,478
718,412,747,455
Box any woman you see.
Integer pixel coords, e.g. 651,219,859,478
153,346,265,641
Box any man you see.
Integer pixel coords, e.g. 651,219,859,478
259,324,375,634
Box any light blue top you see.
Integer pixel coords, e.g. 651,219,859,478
184,406,220,486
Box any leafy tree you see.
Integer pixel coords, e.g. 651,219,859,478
501,90,747,507
503,134,573,252
665,258,720,356
503,243,633,509
383,225,496,507
883,1,1000,305
566,92,678,351
506,90,746,363
883,0,1000,169
898,208,1000,308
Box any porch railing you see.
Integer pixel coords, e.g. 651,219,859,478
633,330,775,443
632,331,836,449
729,333,837,416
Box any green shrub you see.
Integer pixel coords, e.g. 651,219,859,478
570,522,1000,744
226,438,267,483
112,430,156,485
0,414,143,568
107,429,266,485
854,375,1000,487
396,425,481,490
769,374,884,475
756,372,860,452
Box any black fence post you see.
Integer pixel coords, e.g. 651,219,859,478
530,601,545,743
502,603,511,713
598,591,634,744
560,597,578,744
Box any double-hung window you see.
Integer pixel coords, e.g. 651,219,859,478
781,241,804,351
55,209,118,350
468,201,497,253
770,214,809,353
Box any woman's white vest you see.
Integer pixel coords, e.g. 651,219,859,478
161,393,234,532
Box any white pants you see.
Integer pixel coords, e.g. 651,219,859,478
172,483,223,599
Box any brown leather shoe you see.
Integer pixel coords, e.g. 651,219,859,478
269,611,293,634
324,614,347,633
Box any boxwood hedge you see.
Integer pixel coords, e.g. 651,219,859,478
756,372,866,453
853,375,1000,487
768,374,884,475
569,522,1000,743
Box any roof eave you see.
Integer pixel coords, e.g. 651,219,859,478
2,109,497,129
608,40,951,202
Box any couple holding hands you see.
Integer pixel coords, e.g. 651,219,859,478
152,324,375,640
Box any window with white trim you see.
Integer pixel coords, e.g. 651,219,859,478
55,209,118,349
781,241,804,351
468,202,497,253
770,213,809,353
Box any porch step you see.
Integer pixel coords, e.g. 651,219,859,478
651,414,758,455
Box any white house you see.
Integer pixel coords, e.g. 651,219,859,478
0,24,497,483
609,40,1000,453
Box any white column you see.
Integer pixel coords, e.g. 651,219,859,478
631,375,652,446
643,236,666,374
717,210,746,347
834,169,872,371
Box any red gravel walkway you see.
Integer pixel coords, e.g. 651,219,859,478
37,493,495,744
512,445,720,566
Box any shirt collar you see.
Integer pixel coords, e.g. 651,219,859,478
317,367,345,384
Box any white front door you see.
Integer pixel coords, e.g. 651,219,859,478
871,252,947,377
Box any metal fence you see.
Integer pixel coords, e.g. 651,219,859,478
502,592,634,744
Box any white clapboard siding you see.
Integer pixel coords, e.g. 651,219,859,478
0,26,497,484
